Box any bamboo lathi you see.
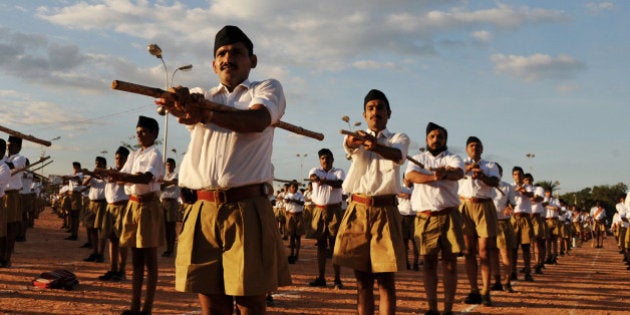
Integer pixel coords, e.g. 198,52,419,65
112,80,324,141
0,125,52,147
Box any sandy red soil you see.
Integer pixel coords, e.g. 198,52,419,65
1,208,629,314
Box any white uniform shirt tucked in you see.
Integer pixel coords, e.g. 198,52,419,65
0,161,11,198
5,154,26,191
87,177,106,200
530,186,545,214
105,180,129,204
284,191,304,213
458,158,500,199
406,150,464,212
309,166,345,205
121,145,164,196
161,171,180,200
617,202,629,228
544,196,560,219
492,181,515,220
20,172,33,194
397,185,414,216
590,206,606,221
342,128,409,196
512,183,533,214
179,79,286,190
68,172,84,193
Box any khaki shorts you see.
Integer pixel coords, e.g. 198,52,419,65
415,208,464,256
175,196,291,296
593,221,606,233
401,215,416,241
545,218,559,237
531,214,545,240
5,191,21,223
161,199,180,222
511,214,533,245
311,203,342,239
618,227,627,249
333,202,405,273
90,200,107,229
286,212,304,236
100,201,127,240
120,196,165,248
497,219,516,250
459,199,498,238
70,192,82,212
573,222,582,234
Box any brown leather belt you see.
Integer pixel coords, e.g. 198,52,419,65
350,194,397,207
90,199,106,203
459,196,492,203
418,207,455,217
546,218,557,221
129,193,156,203
197,183,268,204
531,213,541,217
5,189,19,193
161,197,178,202
108,199,128,206
514,212,528,217
315,202,341,210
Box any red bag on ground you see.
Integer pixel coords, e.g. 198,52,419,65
32,269,79,290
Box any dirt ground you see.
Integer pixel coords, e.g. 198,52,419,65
1,208,630,315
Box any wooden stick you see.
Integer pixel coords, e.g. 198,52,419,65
0,125,52,147
11,156,51,176
339,129,425,168
28,160,53,173
112,80,324,141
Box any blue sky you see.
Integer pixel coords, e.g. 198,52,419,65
0,0,628,193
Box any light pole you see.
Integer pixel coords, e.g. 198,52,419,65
147,43,193,162
40,136,60,177
526,153,535,172
296,153,308,180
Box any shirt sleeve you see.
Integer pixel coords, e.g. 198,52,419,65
250,79,286,124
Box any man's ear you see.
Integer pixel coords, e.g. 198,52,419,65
250,54,258,68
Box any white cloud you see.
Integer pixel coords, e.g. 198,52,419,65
556,84,579,93
586,2,614,12
490,53,586,82
471,30,492,43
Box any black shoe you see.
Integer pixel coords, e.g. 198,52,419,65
266,294,275,307
442,312,454,315
80,242,91,248
490,282,503,291
464,292,482,304
112,271,126,282
510,272,518,281
95,254,105,263
83,254,97,262
333,279,343,289
534,266,543,275
15,237,26,242
161,250,172,257
545,258,554,264
423,311,440,315
407,262,411,270
503,283,515,293
524,274,534,282
309,277,326,287
481,292,492,306
99,271,115,281
288,255,295,264
413,263,420,271
519,267,526,273
0,260,10,268
65,235,78,241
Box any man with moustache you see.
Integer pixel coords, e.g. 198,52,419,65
510,167,535,282
334,89,409,315
157,25,291,314
458,136,500,306
308,148,345,289
405,122,464,315
1,136,26,267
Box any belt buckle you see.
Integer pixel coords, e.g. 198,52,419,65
215,190,227,203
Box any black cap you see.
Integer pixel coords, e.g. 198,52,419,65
466,136,481,146
137,115,159,133
363,89,390,113
214,25,253,55
7,136,22,146
318,148,333,157
426,122,447,139
115,146,130,157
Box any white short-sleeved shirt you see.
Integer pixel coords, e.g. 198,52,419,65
121,145,164,196
5,154,26,191
397,185,414,216
105,179,129,204
68,172,84,193
342,128,409,196
458,157,500,199
492,181,514,220
0,161,11,198
179,79,286,190
406,150,464,212
284,191,304,213
530,186,545,214
87,177,106,200
617,202,629,228
544,196,560,218
512,183,533,214
309,166,345,205
160,171,180,200
590,206,606,221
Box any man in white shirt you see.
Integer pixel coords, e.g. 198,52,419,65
397,177,418,271
615,195,628,258
160,158,179,258
1,136,26,267
510,166,535,282
284,180,304,264
543,189,561,265
0,139,14,268
490,164,516,293
405,122,464,315
308,148,345,288
157,25,291,314
590,201,607,248
334,89,409,315
458,136,500,306
82,156,108,263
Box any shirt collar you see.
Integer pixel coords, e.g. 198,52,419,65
365,128,392,140
213,79,252,95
